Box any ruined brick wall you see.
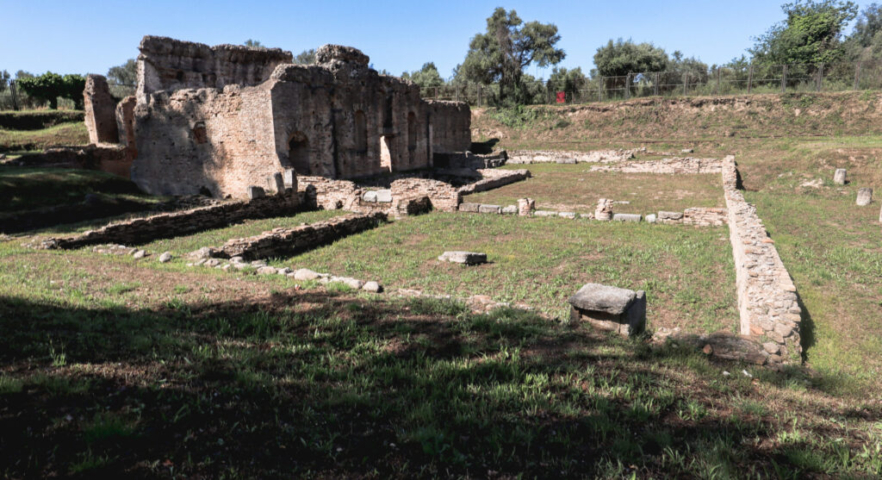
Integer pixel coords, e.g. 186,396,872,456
216,212,387,260
682,207,728,226
84,75,119,144
427,100,471,154
116,96,137,155
38,192,300,250
723,156,801,362
132,84,281,197
136,36,292,100
590,157,723,174
298,176,461,215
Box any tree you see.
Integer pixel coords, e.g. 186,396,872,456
294,49,316,65
667,51,709,85
547,67,587,97
107,59,137,87
594,39,669,77
749,0,858,65
460,7,565,104
401,62,445,89
851,3,882,47
17,72,85,109
244,39,263,48
0,70,9,93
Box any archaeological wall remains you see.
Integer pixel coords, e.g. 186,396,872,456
107,37,471,199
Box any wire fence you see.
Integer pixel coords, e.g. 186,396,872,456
421,60,882,107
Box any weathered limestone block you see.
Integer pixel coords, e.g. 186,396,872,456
376,190,393,203
613,213,642,223
533,210,557,217
658,211,683,221
558,212,577,219
478,204,502,214
568,283,646,337
595,199,614,221
438,251,487,265
248,186,266,199
458,202,480,213
269,172,285,194
646,214,657,223
501,205,518,215
284,169,297,190
84,74,119,144
833,168,847,185
518,198,535,216
857,188,873,206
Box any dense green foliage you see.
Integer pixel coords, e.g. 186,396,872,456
461,7,564,105
16,72,86,109
401,62,444,89
293,49,316,65
594,39,668,77
750,0,858,65
546,66,587,96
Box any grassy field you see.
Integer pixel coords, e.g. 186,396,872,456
466,164,724,214
0,122,89,153
1,239,880,478
0,167,150,214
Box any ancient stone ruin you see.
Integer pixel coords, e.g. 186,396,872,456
84,36,471,199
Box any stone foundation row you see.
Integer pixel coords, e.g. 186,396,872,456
590,157,723,175
203,212,387,261
506,148,642,165
458,201,727,227
35,192,301,250
186,257,383,293
723,156,802,365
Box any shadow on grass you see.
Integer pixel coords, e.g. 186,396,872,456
0,291,878,478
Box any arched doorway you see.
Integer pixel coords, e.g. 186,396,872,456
288,132,310,175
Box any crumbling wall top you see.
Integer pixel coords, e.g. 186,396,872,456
316,44,370,67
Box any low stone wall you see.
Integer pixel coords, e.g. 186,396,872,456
37,192,300,250
723,156,801,364
12,144,134,178
590,157,723,174
683,207,728,226
298,176,460,216
507,149,642,164
457,169,531,195
214,212,387,260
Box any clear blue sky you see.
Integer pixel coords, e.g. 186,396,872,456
1,0,876,80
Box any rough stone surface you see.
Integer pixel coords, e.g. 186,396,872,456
438,251,487,265
723,156,802,364
595,199,614,221
158,252,172,263
568,283,637,315
518,198,535,216
591,157,723,174
362,281,382,293
458,202,480,213
501,205,518,215
131,36,471,199
478,204,501,214
215,212,387,261
248,186,266,200
507,149,640,164
857,188,873,206
294,268,320,281
569,284,646,338
646,214,657,223
834,168,847,185
613,213,642,223
84,75,119,144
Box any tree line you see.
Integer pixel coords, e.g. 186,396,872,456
2,1,880,110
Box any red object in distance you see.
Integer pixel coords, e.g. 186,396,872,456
556,91,566,103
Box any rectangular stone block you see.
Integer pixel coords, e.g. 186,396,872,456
247,186,265,200
270,172,285,194
501,205,518,215
658,211,683,220
458,202,480,213
478,204,502,214
613,213,642,222
376,189,393,203
362,191,378,203
568,284,646,337
533,210,557,217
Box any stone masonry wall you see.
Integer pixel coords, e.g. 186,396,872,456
590,157,723,174
216,212,387,260
84,74,119,144
683,207,728,226
723,156,801,363
507,149,642,164
457,169,531,195
38,192,300,250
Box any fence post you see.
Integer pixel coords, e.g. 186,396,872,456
817,64,824,92
715,67,721,95
854,62,862,90
625,74,631,100
477,84,482,107
781,65,787,93
654,72,659,96
598,77,603,102
683,73,687,96
747,65,753,94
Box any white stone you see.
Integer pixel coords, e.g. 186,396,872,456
362,281,382,293
438,251,487,265
833,168,847,185
158,252,173,263
646,214,657,224
294,268,320,281
857,188,873,206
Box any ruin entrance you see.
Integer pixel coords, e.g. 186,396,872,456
380,135,393,173
288,132,310,175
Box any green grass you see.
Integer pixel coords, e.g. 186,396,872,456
267,212,737,332
467,164,725,214
0,122,89,152
0,167,155,214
